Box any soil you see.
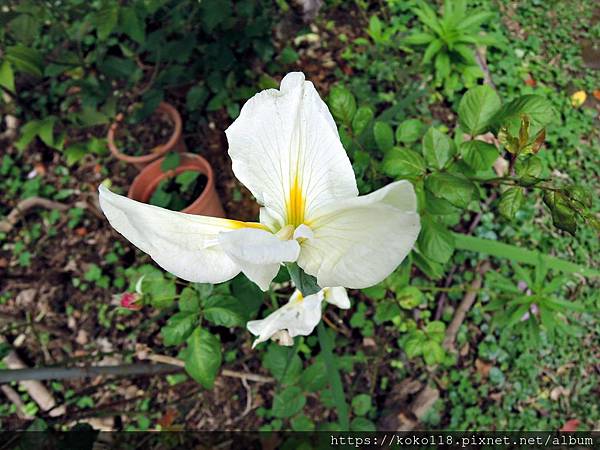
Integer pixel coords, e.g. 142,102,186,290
114,109,174,157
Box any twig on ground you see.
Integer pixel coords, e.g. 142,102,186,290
0,197,69,233
1,385,34,420
442,261,491,353
475,47,496,90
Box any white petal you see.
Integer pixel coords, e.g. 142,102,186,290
324,287,350,309
247,290,323,347
297,181,421,289
99,185,244,284
225,72,358,229
218,228,300,291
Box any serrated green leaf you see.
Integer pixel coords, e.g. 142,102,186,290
423,340,444,365
203,295,245,327
425,172,476,208
119,7,145,44
460,140,498,171
422,127,456,169
351,106,374,135
162,311,198,346
351,394,372,416
272,386,306,418
498,187,524,220
179,287,201,312
94,3,119,40
185,328,221,389
492,95,558,135
458,85,501,135
328,85,356,125
396,119,424,143
418,216,455,264
382,147,425,178
6,45,43,77
396,286,423,309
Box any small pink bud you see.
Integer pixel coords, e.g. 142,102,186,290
120,293,142,310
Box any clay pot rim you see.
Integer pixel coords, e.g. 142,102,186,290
128,153,216,215
107,101,183,165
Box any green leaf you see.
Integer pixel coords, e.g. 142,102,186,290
396,119,424,143
403,32,435,45
460,140,498,171
175,171,200,191
492,95,558,135
290,414,315,431
203,295,245,327
423,39,443,64
119,7,145,44
179,287,201,312
422,340,444,365
350,417,377,431
351,394,372,416
498,187,524,220
374,300,401,324
6,45,43,77
199,0,231,31
299,358,327,392
185,328,221,389
161,152,180,172
458,85,501,135
0,61,15,93
263,344,302,384
418,216,455,264
543,191,577,235
425,189,461,215
162,311,198,346
422,128,456,169
425,320,446,343
425,172,476,208
94,3,119,40
328,86,356,125
352,106,374,136
396,286,423,309
515,155,542,185
434,51,450,81
404,330,426,358
382,148,425,178
271,386,306,418
373,121,394,152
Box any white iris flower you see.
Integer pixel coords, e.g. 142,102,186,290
247,287,350,348
99,72,420,292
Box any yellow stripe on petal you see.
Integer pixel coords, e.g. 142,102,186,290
286,175,306,227
225,220,270,231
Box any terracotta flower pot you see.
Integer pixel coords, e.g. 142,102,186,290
128,153,225,217
107,102,186,170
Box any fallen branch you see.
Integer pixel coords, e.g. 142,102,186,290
443,262,491,353
0,197,69,233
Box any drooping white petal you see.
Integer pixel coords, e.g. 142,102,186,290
247,290,323,348
218,228,300,291
324,287,350,309
297,180,420,289
226,72,358,229
247,287,350,347
99,185,245,284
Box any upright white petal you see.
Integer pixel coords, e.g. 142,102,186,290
99,185,246,284
218,228,300,291
247,290,323,348
324,287,350,309
226,72,358,229
297,181,420,289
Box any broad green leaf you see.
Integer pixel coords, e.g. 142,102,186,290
350,417,376,431
373,300,401,324
422,127,456,169
7,14,40,45
382,148,425,178
185,328,221,389
119,7,145,44
458,85,501,135
179,287,201,312
515,155,542,185
6,45,43,77
460,140,498,171
199,0,231,31
543,191,577,235
351,394,372,416
425,320,446,343
94,3,119,40
0,61,15,93
290,414,315,431
422,340,444,365
404,330,426,358
328,85,356,125
418,216,455,264
352,106,374,135
271,386,306,418
203,294,245,327
396,119,424,143
373,121,394,152
491,95,558,135
37,117,56,147
434,51,450,81
299,358,327,392
425,189,460,215
162,311,198,346
263,344,302,384
396,286,424,309
425,172,476,208
161,152,180,171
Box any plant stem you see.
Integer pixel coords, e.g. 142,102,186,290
317,321,350,431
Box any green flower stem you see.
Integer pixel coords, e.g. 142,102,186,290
285,263,350,430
